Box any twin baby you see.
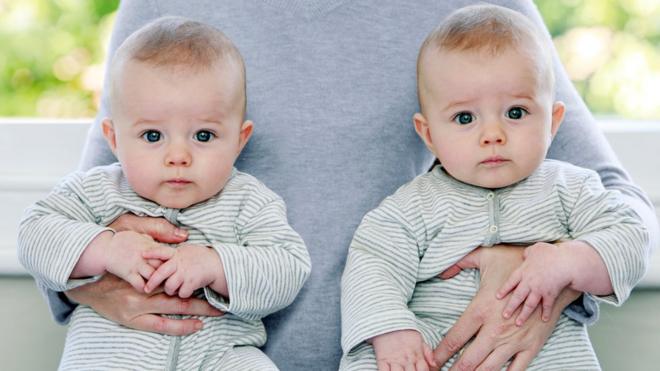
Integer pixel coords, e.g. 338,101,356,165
19,5,647,371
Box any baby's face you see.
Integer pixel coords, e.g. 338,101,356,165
416,47,564,189
104,60,251,209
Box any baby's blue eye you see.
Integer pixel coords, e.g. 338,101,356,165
506,107,528,120
142,130,161,142
453,112,475,125
195,130,215,142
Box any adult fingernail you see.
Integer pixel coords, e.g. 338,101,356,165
175,228,188,238
195,322,203,330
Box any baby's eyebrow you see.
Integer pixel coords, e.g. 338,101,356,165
133,118,162,126
442,98,474,112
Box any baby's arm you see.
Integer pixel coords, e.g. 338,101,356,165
142,243,227,298
72,230,162,291
497,170,649,325
18,172,113,291
341,193,430,363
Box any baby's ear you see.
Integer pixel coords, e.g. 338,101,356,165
101,118,118,153
413,113,435,153
238,120,254,152
550,101,566,137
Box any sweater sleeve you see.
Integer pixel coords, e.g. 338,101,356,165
17,172,112,292
203,196,311,321
566,171,649,306
340,196,421,354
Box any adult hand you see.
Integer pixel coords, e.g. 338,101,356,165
66,273,223,336
64,213,222,336
433,246,581,371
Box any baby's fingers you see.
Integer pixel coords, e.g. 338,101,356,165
502,283,529,319
515,291,541,326
138,262,155,280
541,295,556,322
126,273,145,292
144,260,177,293
497,269,522,300
142,246,175,260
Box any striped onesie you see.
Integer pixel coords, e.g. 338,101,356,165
340,160,648,370
18,163,311,370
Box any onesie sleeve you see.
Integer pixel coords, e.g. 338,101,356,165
567,171,649,306
340,195,421,354
17,172,112,292
203,196,311,321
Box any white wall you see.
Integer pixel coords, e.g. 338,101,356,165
1,118,659,284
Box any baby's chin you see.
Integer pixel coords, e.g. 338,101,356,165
143,194,202,210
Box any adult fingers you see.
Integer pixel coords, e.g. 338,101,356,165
515,292,541,326
433,303,483,366
150,294,223,317
506,350,536,371
127,313,203,336
415,358,430,371
110,214,188,243
476,345,515,371
449,331,495,371
439,248,483,279
377,360,391,371
142,246,176,260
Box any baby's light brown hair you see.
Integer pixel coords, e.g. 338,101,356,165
109,16,246,116
417,4,554,114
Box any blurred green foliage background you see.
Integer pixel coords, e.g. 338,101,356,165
1,0,659,119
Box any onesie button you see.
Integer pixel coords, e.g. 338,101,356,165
486,192,495,200
489,225,498,233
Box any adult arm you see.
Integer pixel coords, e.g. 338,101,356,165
38,0,163,325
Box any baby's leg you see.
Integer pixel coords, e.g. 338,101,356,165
339,342,378,371
217,346,279,371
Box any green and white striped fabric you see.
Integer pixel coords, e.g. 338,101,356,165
18,163,311,370
341,160,648,370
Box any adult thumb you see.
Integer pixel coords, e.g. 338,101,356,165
438,248,482,279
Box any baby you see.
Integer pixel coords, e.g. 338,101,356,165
18,17,310,370
340,5,648,371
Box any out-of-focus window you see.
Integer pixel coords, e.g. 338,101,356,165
0,0,118,118
536,0,660,120
0,1,658,120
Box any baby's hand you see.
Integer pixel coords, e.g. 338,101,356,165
104,231,163,292
371,329,436,371
496,242,573,325
142,243,220,298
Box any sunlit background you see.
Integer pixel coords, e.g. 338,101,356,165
1,0,659,120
